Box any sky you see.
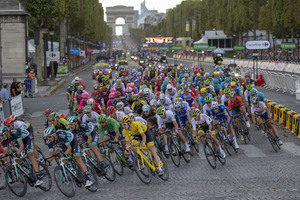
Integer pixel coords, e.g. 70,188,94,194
99,0,183,21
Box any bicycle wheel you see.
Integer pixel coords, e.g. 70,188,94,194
179,139,191,163
36,150,45,163
240,122,247,144
133,154,152,184
184,129,194,156
222,130,233,156
102,156,116,182
168,138,180,167
5,165,27,197
0,165,7,190
156,152,169,181
267,130,280,152
54,166,76,198
86,164,99,192
108,150,124,176
37,162,52,191
203,140,217,169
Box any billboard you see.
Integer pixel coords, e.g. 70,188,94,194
145,37,173,43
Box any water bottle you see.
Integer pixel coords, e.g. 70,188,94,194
66,163,76,175
21,164,30,174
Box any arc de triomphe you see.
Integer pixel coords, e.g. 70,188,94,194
106,6,134,36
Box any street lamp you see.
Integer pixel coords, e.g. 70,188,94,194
41,22,49,86
296,30,300,63
260,33,263,60
49,26,55,81
272,35,276,61
286,32,289,61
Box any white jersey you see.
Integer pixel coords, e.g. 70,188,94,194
158,97,173,111
203,104,212,115
82,111,99,127
145,92,156,102
207,85,215,92
135,116,148,126
157,110,176,128
251,101,267,115
14,121,29,130
113,82,125,92
191,114,212,131
182,100,191,111
124,107,132,115
165,88,177,102
116,111,126,121
220,94,230,106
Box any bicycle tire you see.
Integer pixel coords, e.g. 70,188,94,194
221,130,233,156
108,150,124,176
168,137,180,167
0,165,7,190
102,156,116,182
5,165,27,197
240,121,248,144
179,139,191,163
86,164,99,192
37,150,46,163
156,152,169,181
184,129,195,156
37,162,52,191
54,165,76,198
203,139,216,169
133,154,152,184
267,129,279,152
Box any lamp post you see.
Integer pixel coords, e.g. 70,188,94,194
260,33,263,60
286,32,289,61
272,35,276,61
49,26,55,81
296,30,300,63
41,22,49,86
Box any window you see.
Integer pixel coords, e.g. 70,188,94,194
226,39,232,48
213,39,218,47
219,39,224,48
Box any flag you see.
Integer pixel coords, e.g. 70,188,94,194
192,20,196,31
186,21,190,32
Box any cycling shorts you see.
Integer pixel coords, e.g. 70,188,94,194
256,112,269,120
178,115,189,126
59,137,81,157
12,134,34,153
132,127,154,146
231,107,241,119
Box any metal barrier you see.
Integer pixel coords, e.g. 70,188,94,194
0,94,25,123
24,78,37,97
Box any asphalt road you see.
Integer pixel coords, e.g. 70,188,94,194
1,58,300,200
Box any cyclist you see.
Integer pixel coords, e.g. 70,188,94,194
198,88,214,113
251,97,283,145
43,127,94,187
82,106,100,128
191,109,225,158
1,125,43,186
174,101,192,130
211,102,239,150
97,114,121,143
48,112,69,130
44,108,53,128
165,84,177,103
203,96,213,116
131,94,146,115
120,115,164,175
158,94,173,111
156,107,190,152
220,88,231,106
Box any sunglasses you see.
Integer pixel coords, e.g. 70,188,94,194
213,108,218,110
158,113,164,116
100,121,106,125
121,123,127,127
7,124,11,128
47,135,53,138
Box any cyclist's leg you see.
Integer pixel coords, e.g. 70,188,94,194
145,128,161,166
72,139,88,173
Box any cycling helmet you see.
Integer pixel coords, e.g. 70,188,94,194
142,105,150,112
197,73,201,77
87,98,94,105
204,96,212,103
116,102,124,110
3,118,13,126
45,108,53,116
120,115,130,124
156,107,166,115
192,108,201,117
229,91,236,98
252,96,259,104
107,106,116,114
132,94,140,100
82,92,89,99
78,78,82,83
126,87,133,93
182,84,189,91
115,91,121,97
225,77,231,82
224,83,229,88
0,126,8,136
44,127,56,137
150,99,158,106
249,89,257,96
218,71,223,75
159,94,166,100
93,85,99,90
74,77,79,81
97,114,107,123
224,88,231,94
67,116,78,125
174,101,182,108
167,72,172,76
128,113,135,121
167,84,172,90
212,101,219,109
59,113,67,119
77,85,83,90
213,79,218,84
48,112,59,121
204,80,210,85
10,114,17,121
83,105,92,113
214,72,219,76
246,84,253,90
200,88,207,93
138,92,144,97
231,81,236,87
204,72,210,77
143,88,150,95
184,73,189,78
109,93,115,99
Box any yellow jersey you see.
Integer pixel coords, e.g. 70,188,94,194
123,121,147,141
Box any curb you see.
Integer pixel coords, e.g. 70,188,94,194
39,62,94,97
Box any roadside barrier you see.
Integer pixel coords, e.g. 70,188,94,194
0,94,24,124
24,78,37,97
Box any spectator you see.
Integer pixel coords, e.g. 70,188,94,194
0,84,11,101
24,69,36,98
10,78,18,97
16,81,25,95
54,61,58,77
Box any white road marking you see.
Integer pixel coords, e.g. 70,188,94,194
281,142,300,156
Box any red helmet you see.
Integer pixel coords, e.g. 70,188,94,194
59,113,67,119
245,74,250,78
77,106,83,113
139,92,144,97
45,108,52,116
10,114,17,121
115,91,121,97
151,79,155,83
4,118,13,126
194,70,198,74
107,106,116,114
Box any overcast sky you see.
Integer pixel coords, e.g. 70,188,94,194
99,0,183,21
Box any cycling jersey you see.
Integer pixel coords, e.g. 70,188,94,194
211,105,232,124
2,128,32,152
116,111,126,121
158,97,173,111
165,88,177,102
203,104,212,115
13,120,29,130
174,106,190,126
98,118,120,138
157,110,176,129
82,111,100,127
220,95,230,106
180,91,195,107
198,94,214,106
123,121,147,141
135,116,148,125
228,96,244,110
71,123,98,146
251,101,267,116
191,114,212,131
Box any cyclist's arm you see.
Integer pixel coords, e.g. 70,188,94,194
172,120,180,132
16,139,24,156
86,134,92,145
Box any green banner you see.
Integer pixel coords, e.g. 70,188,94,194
208,46,217,50
194,44,209,50
159,47,169,50
57,65,68,74
233,46,245,51
171,46,183,51
280,43,296,49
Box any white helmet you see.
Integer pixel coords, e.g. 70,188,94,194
128,113,135,121
116,102,124,110
126,87,132,93
204,72,210,77
87,98,94,105
218,71,223,75
74,77,79,81
211,101,219,108
167,84,172,90
174,101,182,108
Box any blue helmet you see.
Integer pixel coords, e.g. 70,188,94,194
249,89,257,96
163,80,168,85
225,77,230,82
213,79,219,83
179,74,184,78
183,84,189,91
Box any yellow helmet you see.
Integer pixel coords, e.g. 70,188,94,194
200,88,207,93
192,108,201,117
214,72,219,76
197,73,201,77
177,66,180,70
231,81,236,87
131,82,135,87
120,116,130,124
